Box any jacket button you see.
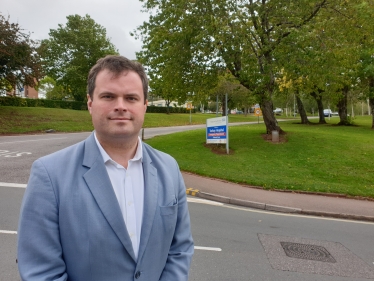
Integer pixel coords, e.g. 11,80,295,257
135,271,141,279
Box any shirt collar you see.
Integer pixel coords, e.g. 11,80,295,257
94,132,143,165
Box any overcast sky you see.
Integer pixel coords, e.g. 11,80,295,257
1,0,149,60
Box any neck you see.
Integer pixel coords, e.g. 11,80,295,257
98,135,139,168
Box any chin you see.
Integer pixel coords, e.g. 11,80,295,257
112,130,137,138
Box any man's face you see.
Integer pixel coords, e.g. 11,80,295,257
87,69,147,143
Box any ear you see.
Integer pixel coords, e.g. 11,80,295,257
87,94,92,114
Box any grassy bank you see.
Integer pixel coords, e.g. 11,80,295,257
0,106,257,134
145,116,374,199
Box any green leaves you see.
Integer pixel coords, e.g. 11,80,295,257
0,14,43,91
41,14,118,101
135,0,342,132
37,76,67,100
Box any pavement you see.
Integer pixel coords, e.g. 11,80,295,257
182,172,374,222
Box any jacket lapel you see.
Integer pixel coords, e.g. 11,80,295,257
137,143,158,261
82,133,136,262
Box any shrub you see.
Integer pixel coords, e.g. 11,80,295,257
146,105,195,114
0,97,87,110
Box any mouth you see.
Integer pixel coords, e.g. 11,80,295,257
109,116,132,121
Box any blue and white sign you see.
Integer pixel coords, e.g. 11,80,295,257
206,116,228,144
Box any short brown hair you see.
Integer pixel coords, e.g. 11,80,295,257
87,55,148,103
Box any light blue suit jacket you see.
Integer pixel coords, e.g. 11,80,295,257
17,133,194,281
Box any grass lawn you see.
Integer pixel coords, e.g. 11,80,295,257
0,106,258,134
145,116,374,199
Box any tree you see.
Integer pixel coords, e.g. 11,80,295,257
149,79,177,114
355,1,374,128
0,14,42,92
359,48,374,128
277,0,367,126
208,72,251,116
37,76,69,100
277,71,312,124
136,0,349,134
41,14,118,101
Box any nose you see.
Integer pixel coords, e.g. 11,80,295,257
114,98,127,111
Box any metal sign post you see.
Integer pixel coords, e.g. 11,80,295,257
216,95,218,117
187,103,192,124
254,106,262,124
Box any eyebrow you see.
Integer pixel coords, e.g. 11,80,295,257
98,91,140,96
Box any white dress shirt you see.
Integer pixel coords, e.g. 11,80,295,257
94,133,144,260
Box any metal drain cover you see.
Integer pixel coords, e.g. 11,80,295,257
258,233,374,278
281,242,336,263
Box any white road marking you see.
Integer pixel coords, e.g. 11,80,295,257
0,230,17,234
194,246,222,252
0,151,32,158
187,197,224,206
0,137,67,145
0,150,15,155
0,229,223,253
0,182,27,188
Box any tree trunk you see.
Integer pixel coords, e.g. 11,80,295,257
310,90,326,124
337,86,349,125
166,99,171,114
261,99,284,134
370,97,374,129
369,78,374,129
221,96,226,116
296,93,310,124
220,95,231,117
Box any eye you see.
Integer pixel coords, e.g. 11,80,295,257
127,96,138,102
101,95,113,99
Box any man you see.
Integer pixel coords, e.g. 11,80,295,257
17,55,194,281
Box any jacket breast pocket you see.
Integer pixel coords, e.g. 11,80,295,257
159,204,178,234
159,204,177,216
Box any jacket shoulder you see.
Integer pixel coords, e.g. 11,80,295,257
142,142,176,164
36,139,86,167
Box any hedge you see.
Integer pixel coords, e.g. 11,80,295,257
0,97,87,110
146,105,195,114
0,97,195,113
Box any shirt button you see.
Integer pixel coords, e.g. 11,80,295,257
135,271,141,279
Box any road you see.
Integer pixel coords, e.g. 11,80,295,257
1,128,374,280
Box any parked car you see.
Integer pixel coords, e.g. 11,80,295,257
323,109,333,117
273,108,283,115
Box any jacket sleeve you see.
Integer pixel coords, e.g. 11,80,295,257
17,159,68,281
159,166,194,281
